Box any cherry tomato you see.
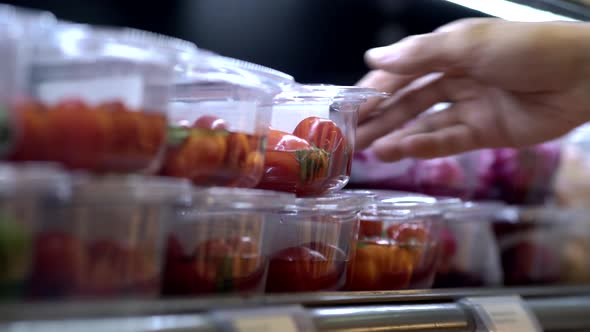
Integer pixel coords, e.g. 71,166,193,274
293,117,344,152
161,129,227,183
293,117,348,174
345,241,414,291
267,128,312,152
48,99,110,169
31,232,85,297
193,115,229,130
387,223,429,245
225,132,251,168
359,219,384,238
386,223,429,262
11,100,50,161
266,243,345,292
260,129,329,191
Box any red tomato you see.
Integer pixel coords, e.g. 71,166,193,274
31,232,86,296
161,129,227,183
225,132,251,168
48,99,109,169
359,219,384,238
293,117,348,174
11,100,50,161
387,223,429,245
266,243,345,292
293,117,344,152
193,115,229,130
261,129,329,190
345,241,414,291
267,128,312,152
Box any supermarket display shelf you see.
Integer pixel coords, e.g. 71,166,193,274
2,286,590,331
511,0,590,20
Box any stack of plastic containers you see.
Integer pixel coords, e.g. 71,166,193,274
3,3,587,304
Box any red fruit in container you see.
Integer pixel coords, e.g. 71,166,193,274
345,240,414,291
266,243,345,292
359,219,384,238
161,129,227,182
47,99,110,169
11,100,50,161
31,232,85,297
386,223,428,245
192,115,229,130
293,117,345,155
259,128,329,194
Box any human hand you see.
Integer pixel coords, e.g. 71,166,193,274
357,18,590,161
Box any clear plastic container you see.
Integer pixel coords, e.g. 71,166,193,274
29,175,189,299
160,52,291,187
265,193,370,293
257,84,386,196
349,149,478,199
162,187,293,296
492,206,566,286
0,163,68,299
0,6,56,158
434,202,504,288
560,208,590,284
8,23,174,173
344,197,442,291
555,124,590,207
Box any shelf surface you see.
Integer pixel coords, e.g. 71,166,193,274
1,286,590,332
2,286,590,321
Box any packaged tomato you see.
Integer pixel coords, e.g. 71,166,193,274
161,52,293,187
0,163,69,299
0,6,56,158
8,22,175,173
434,202,504,288
344,194,442,291
492,206,567,286
265,193,370,293
257,85,386,196
162,187,293,296
29,175,189,299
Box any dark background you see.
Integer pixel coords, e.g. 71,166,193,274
5,0,487,84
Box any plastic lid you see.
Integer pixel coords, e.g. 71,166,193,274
275,84,388,103
361,194,441,220
74,175,193,204
495,205,573,225
34,22,172,66
444,201,507,221
0,162,71,197
0,4,56,36
434,196,463,210
174,51,289,96
285,192,373,213
192,187,294,211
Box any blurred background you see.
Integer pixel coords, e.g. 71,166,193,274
2,0,488,85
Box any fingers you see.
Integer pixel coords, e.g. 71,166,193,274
370,103,480,161
356,70,418,124
356,75,478,150
364,20,491,76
